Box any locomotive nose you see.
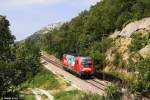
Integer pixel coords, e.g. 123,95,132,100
82,68,92,72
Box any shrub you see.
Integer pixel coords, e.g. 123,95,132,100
105,83,122,100
128,57,150,94
129,32,150,52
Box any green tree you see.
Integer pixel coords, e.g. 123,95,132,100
0,15,16,97
0,15,15,62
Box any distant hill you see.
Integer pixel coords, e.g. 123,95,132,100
22,22,63,46
34,22,63,35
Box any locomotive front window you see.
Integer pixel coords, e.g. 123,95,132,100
81,59,92,66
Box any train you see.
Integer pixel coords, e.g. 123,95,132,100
61,54,95,77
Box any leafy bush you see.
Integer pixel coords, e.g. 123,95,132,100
114,50,122,67
129,32,150,52
129,80,148,94
80,93,103,100
105,83,122,100
88,38,113,70
128,57,150,94
116,11,132,30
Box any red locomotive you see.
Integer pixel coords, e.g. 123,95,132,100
61,54,95,77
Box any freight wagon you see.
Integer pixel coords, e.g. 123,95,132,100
61,54,95,77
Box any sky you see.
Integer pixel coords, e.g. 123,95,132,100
0,0,100,41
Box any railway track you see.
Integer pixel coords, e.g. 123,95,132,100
85,80,105,91
41,55,109,93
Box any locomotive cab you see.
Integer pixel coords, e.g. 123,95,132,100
78,57,95,76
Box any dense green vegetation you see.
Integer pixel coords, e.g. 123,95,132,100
0,16,15,96
128,57,150,94
105,83,122,100
129,31,150,52
126,31,150,95
0,15,41,98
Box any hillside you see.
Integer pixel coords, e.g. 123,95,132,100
25,0,150,99
105,17,150,81
38,0,150,57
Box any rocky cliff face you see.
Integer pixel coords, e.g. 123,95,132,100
110,17,150,38
105,17,150,80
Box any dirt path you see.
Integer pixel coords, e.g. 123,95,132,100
38,89,54,100
32,89,41,100
32,88,54,100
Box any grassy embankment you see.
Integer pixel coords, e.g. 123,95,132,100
20,67,64,90
20,67,103,100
